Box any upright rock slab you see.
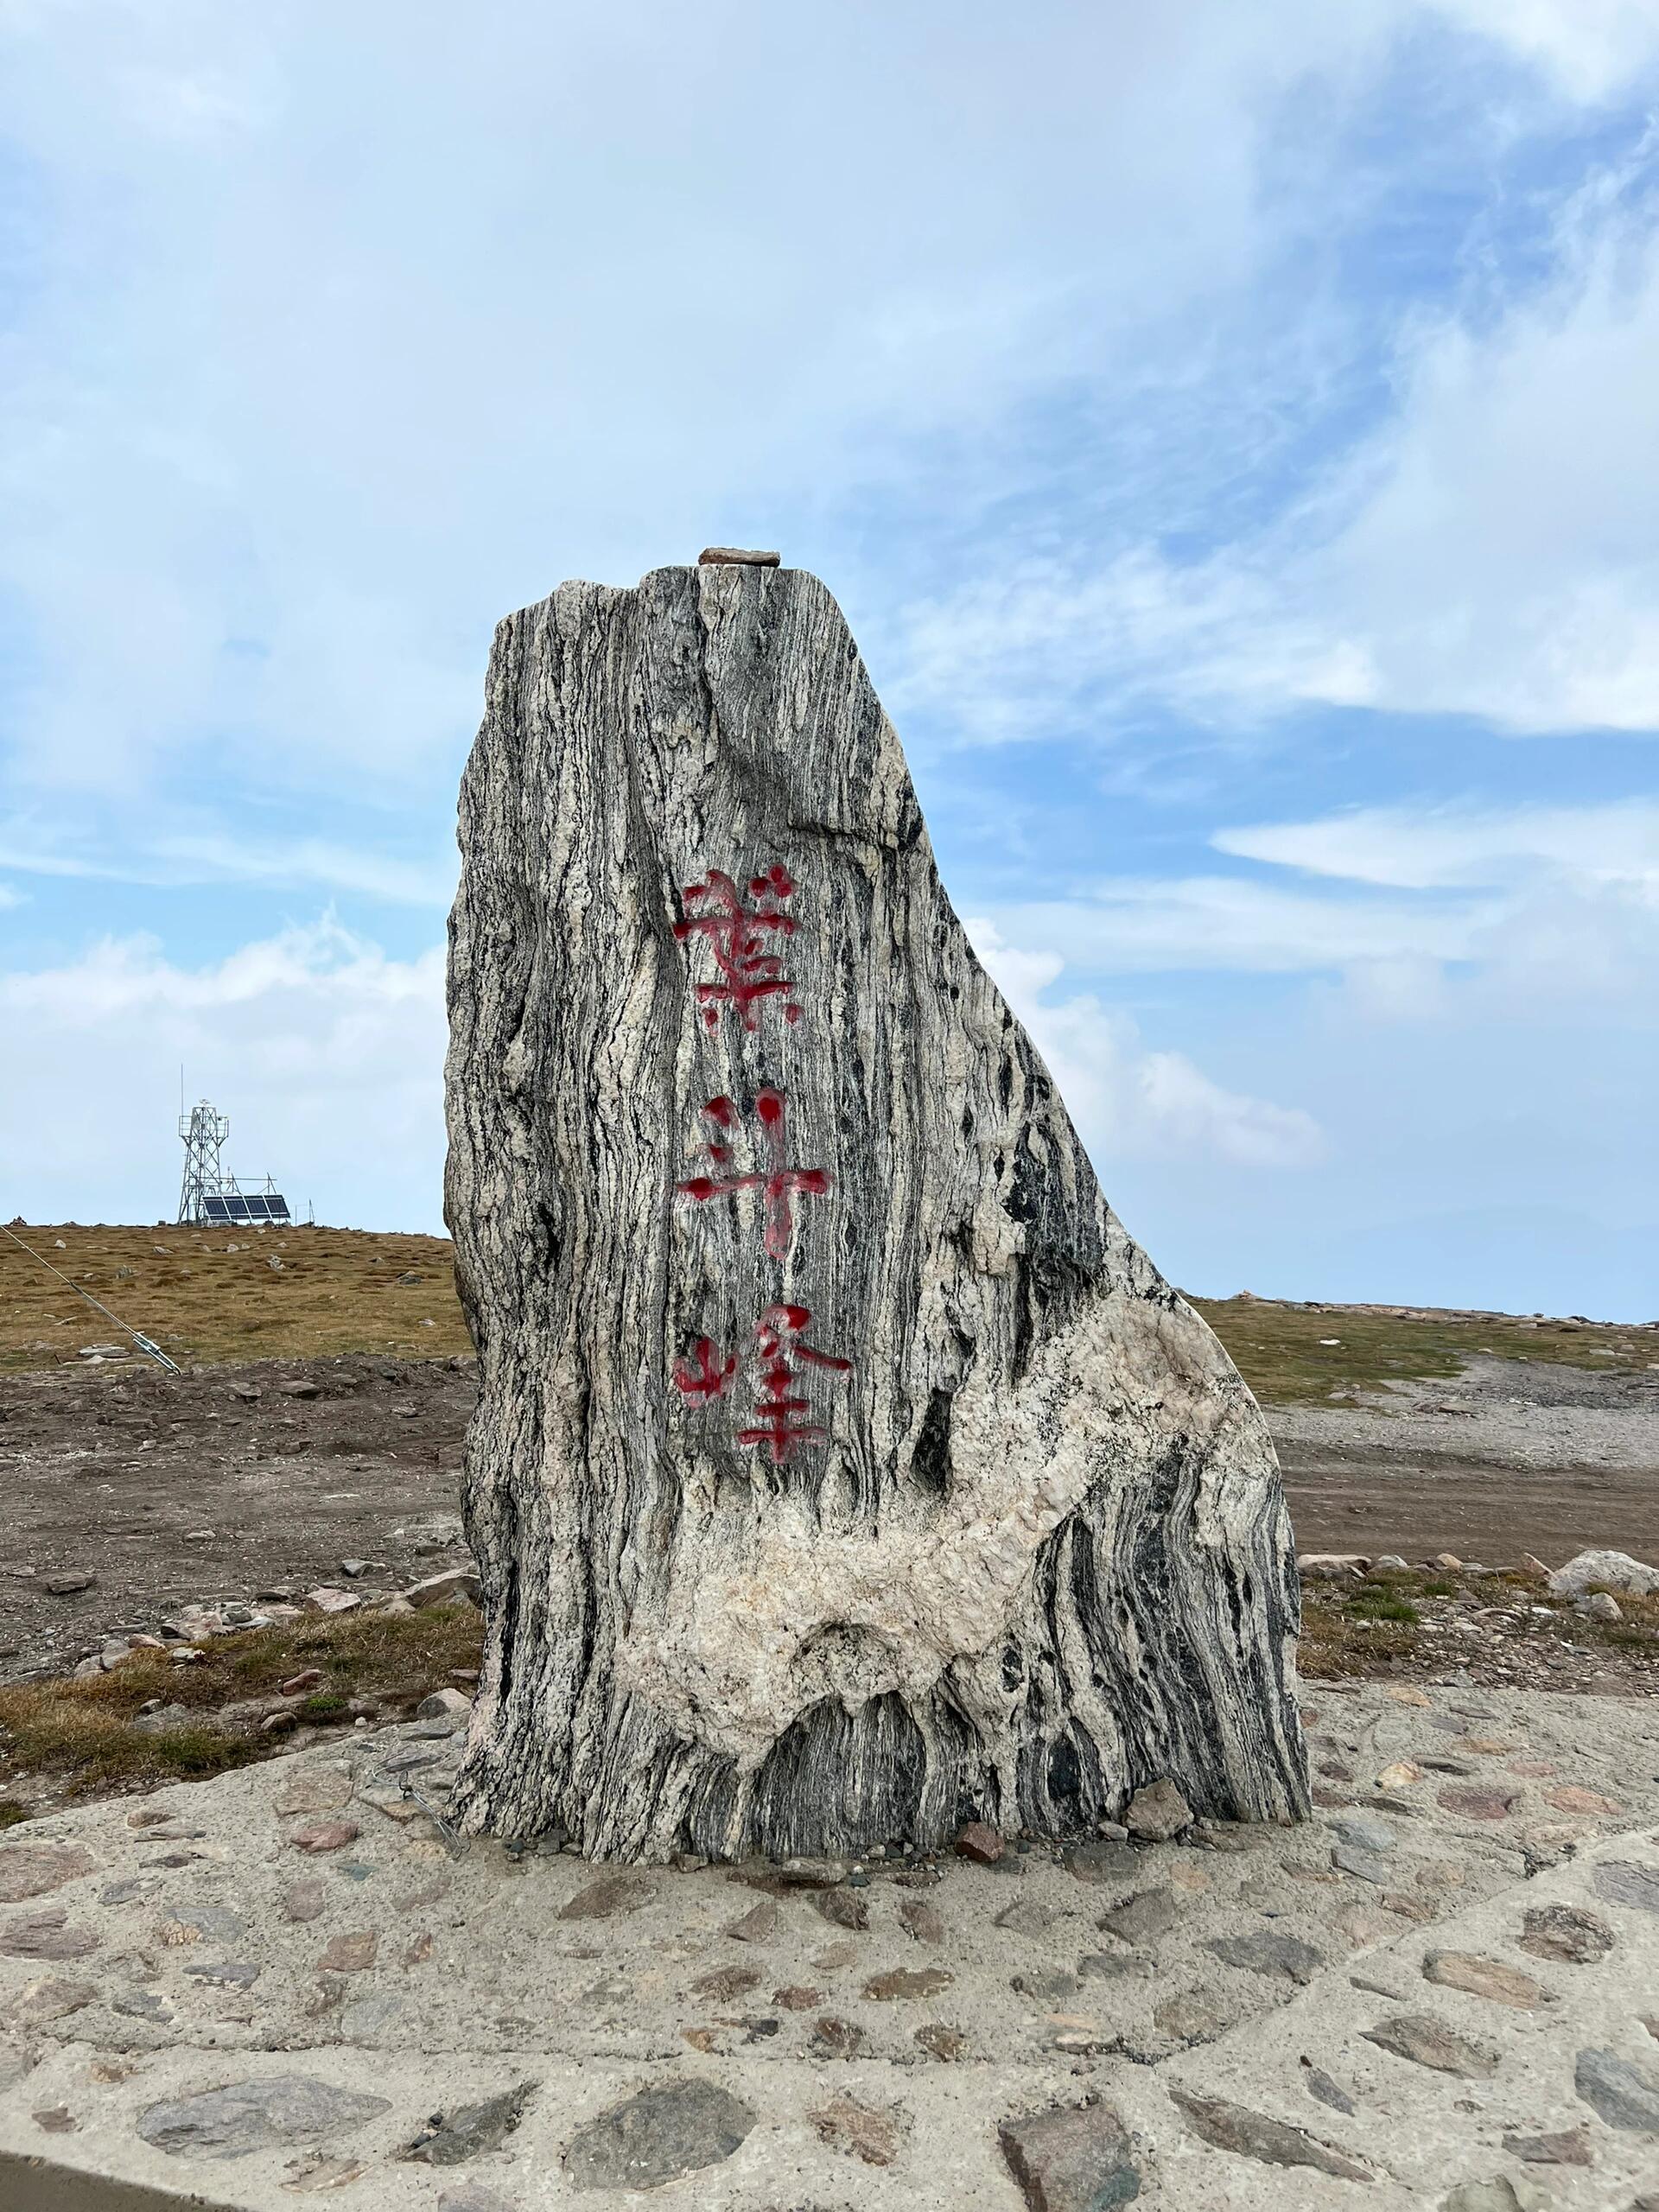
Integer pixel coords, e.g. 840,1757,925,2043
445,561,1307,1859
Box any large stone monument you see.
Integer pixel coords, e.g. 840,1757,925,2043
444,554,1308,1861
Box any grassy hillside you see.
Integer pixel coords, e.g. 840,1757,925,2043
3,1223,1647,1395
1,1223,472,1371
1188,1294,1650,1405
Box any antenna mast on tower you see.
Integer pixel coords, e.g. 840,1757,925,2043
177,1100,232,1225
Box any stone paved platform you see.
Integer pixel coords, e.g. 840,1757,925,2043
2,1683,1656,2208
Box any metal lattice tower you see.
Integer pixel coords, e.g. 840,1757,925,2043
177,1100,232,1225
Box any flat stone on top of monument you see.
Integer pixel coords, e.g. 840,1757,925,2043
444,557,1307,1863
696,543,781,565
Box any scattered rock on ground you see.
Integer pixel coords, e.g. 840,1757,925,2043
809,2092,907,2167
1125,1779,1192,1841
1168,2088,1372,2182
1421,1951,1550,2010
1363,2012,1497,2077
1208,1931,1325,1984
0,1845,95,1904
1592,1861,1659,1914
556,1875,649,1922
863,1966,952,2001
1519,1903,1615,1963
1501,2126,1592,2164
954,1821,1002,1865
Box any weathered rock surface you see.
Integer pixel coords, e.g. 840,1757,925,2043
445,560,1306,1860
999,2098,1141,2211
563,2078,755,2190
135,2075,391,2159
1168,2088,1372,2181
1547,1548,1659,1599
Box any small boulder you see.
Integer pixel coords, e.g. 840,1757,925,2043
954,1821,1002,1865
1575,1591,1622,1623
1548,1548,1659,1599
1125,1779,1191,1842
302,1588,360,1617
416,1687,473,1722
405,1567,483,1609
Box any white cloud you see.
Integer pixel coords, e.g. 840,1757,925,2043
10,0,1656,808
1303,222,1659,734
985,876,1490,974
1214,798,1659,888
0,920,446,1227
894,135,1659,746
966,921,1325,1168
1204,798,1659,1021
0,824,455,906
1430,0,1659,101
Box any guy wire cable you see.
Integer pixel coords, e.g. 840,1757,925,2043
0,1221,184,1376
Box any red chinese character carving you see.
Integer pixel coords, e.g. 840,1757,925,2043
736,1302,852,1465
674,863,804,1032
671,1337,737,1401
676,1089,830,1261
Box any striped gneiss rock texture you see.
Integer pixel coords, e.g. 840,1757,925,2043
444,562,1308,1859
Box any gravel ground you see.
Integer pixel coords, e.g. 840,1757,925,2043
1275,1356,1659,1560
4,1345,1656,1685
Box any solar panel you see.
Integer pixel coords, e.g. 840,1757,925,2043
194,1189,291,1225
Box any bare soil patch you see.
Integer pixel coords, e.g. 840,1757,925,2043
0,1351,472,1683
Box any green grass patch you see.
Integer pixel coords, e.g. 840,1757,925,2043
1191,1295,1647,1406
1342,1586,1421,1625
296,1692,350,1720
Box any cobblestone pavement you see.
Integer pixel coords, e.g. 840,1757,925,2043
1,1681,1656,2209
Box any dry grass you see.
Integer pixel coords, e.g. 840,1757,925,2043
6,1223,1643,1402
0,1606,483,1801
1,1223,473,1373
1190,1295,1650,1406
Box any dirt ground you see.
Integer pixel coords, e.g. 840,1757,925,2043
1274,1352,1659,1558
0,1354,473,1683
2,1224,1655,1692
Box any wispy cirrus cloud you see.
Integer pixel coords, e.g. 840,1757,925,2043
1213,798,1659,888
0,824,454,906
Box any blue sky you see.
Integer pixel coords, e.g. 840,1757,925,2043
3,1,1656,1317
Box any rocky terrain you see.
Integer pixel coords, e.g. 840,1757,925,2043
2,1227,1656,2204
2,1679,1656,2207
